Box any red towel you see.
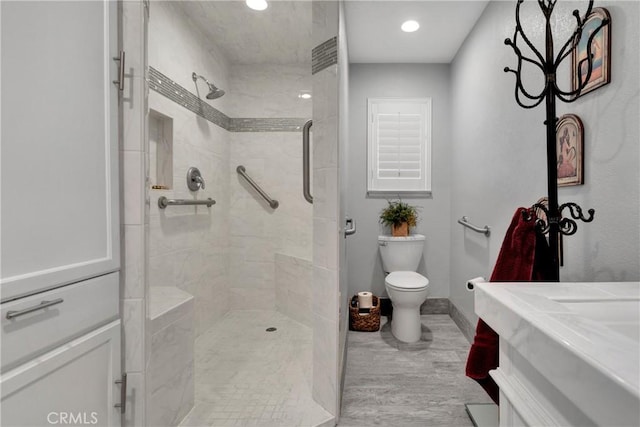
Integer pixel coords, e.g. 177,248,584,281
465,207,554,404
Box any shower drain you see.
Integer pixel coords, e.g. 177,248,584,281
266,327,277,332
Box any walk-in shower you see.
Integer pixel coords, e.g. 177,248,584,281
145,1,338,426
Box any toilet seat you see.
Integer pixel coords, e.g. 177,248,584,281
385,271,429,291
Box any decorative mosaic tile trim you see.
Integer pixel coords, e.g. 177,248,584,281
229,118,307,132
148,67,231,129
312,36,337,75
148,67,305,132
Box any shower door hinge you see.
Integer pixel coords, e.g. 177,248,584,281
112,51,125,91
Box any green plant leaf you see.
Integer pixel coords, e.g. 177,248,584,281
379,199,420,228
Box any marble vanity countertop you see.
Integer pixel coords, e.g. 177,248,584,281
475,281,640,426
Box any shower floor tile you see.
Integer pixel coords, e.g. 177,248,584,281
179,310,332,427
338,315,495,427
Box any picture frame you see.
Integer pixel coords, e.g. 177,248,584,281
572,7,611,96
556,114,584,187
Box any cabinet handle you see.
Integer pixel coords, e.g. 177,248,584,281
5,298,64,320
114,373,127,414
112,51,125,91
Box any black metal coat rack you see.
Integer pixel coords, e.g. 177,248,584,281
504,0,604,280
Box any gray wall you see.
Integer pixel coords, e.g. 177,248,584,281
347,64,452,298
449,0,640,325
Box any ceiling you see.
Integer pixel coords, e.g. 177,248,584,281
177,1,312,64
177,0,489,65
345,1,489,63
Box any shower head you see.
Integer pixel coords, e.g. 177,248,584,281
192,72,225,100
206,85,225,100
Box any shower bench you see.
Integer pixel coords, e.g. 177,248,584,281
148,287,195,427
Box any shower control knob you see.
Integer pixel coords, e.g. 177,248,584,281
187,167,205,191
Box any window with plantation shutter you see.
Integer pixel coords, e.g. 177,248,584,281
367,98,432,194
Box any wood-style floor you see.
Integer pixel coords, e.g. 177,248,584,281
338,315,493,427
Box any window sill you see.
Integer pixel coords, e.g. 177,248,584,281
367,190,432,199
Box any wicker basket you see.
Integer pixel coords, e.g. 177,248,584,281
349,295,380,332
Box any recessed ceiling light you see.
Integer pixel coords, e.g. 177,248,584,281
298,91,312,99
401,20,420,33
246,0,268,11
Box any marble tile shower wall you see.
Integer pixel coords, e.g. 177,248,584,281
121,1,148,426
228,64,312,310
311,61,340,416
148,1,230,114
226,63,311,118
275,254,313,327
148,0,231,337
147,67,312,314
148,93,231,336
148,66,307,132
311,0,341,416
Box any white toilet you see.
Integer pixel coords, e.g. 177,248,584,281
378,234,429,343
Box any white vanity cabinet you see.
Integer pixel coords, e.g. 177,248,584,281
475,282,640,427
1,274,123,426
1,321,122,427
0,1,122,424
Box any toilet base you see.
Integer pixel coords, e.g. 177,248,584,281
390,306,422,343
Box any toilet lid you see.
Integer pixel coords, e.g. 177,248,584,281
385,271,429,289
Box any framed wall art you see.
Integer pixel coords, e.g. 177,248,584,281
572,7,611,96
557,114,584,187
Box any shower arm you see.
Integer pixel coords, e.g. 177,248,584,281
192,71,224,99
192,72,208,84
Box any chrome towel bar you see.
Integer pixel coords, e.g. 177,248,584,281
236,165,279,209
458,216,491,236
158,196,216,209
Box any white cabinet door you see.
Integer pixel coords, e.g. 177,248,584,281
1,321,122,427
1,273,120,373
0,0,120,302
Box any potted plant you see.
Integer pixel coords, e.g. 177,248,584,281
379,200,420,236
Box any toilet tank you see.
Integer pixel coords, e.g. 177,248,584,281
378,234,426,272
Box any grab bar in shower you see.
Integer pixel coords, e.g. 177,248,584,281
158,196,216,209
458,216,491,236
236,165,279,209
303,119,313,204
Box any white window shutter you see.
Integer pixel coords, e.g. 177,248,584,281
367,98,432,193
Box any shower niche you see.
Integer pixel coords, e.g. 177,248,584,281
149,109,173,189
